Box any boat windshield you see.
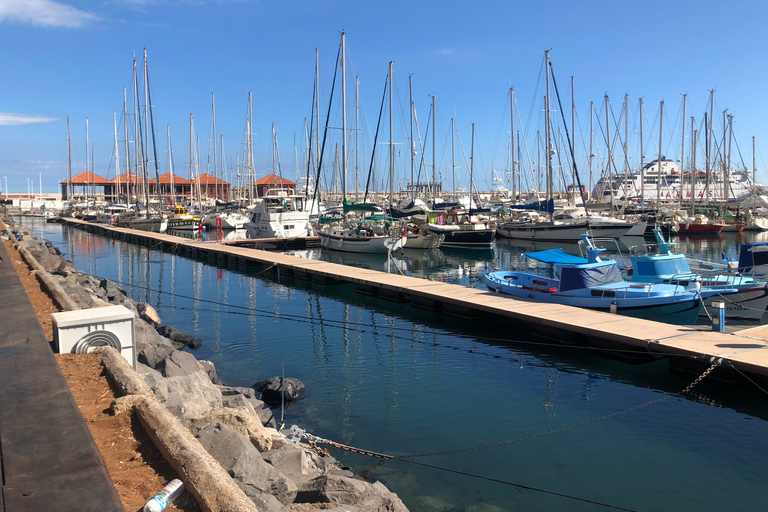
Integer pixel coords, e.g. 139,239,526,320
635,258,690,277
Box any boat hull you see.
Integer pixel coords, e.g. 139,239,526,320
123,217,167,233
496,222,631,242
318,229,406,253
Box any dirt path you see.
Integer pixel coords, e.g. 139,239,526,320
1,224,197,512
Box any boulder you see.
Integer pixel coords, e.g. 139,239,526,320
187,407,272,452
156,324,203,350
137,302,161,327
122,303,175,368
99,278,127,302
195,423,297,506
199,360,223,385
252,377,306,406
44,240,62,256
261,444,325,489
57,279,100,308
161,350,204,378
164,371,223,419
217,385,257,399
304,475,408,512
220,394,277,429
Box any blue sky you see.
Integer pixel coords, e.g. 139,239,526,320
1,0,767,195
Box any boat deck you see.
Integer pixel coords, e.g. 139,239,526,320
62,218,768,383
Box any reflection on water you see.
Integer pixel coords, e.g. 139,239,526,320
21,218,768,512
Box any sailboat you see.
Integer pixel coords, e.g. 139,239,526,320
121,49,167,233
316,35,406,253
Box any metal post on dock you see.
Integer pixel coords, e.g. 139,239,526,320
711,301,725,332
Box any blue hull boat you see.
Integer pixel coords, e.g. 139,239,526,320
484,235,704,325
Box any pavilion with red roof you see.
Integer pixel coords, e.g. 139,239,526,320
254,174,296,198
60,171,112,202
193,173,231,201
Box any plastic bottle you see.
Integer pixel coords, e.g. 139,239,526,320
143,478,185,512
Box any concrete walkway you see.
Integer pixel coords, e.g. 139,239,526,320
0,240,123,511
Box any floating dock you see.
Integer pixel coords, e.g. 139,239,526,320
62,218,768,385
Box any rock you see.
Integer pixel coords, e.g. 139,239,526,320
187,407,273,452
156,324,202,350
251,493,291,512
164,371,223,419
199,360,223,385
137,302,161,327
252,377,306,406
57,279,100,308
99,278,127,302
76,272,101,290
218,385,257,399
220,394,277,428
123,303,175,369
161,349,204,378
195,423,297,506
254,405,277,429
411,495,453,512
44,240,62,256
305,475,408,512
261,444,325,490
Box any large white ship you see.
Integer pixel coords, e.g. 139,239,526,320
592,159,754,203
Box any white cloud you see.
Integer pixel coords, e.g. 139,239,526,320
0,0,100,28
0,113,60,126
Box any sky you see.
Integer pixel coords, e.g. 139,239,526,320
1,0,768,195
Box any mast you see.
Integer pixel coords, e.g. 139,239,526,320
691,117,697,204
753,135,757,195
604,94,612,209
85,117,89,207
679,93,686,207
639,97,644,201
726,114,733,204
144,48,162,211
544,50,552,202
212,92,217,204
314,49,320,180
168,125,175,204
388,61,394,206
190,113,194,205
572,79,577,192
707,90,714,206
123,87,131,205
355,75,360,202
249,91,255,201
409,75,414,202
722,109,727,201
114,110,119,204
66,115,71,207
589,102,594,197
657,100,664,208
431,95,436,206
510,87,515,202
470,122,475,211
341,30,347,202
451,117,455,195
705,110,710,205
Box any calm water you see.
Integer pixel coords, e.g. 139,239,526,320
21,218,768,512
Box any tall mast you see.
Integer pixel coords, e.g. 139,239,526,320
722,109,727,200
114,110,120,204
355,75,360,202
143,50,150,210
572,79,577,190
123,87,131,205
212,92,217,204
133,56,143,206
639,97,644,201
589,102,594,196
168,125,175,204
544,50,552,202
221,135,226,201
314,49,320,176
707,90,714,206
726,114,733,203
431,95,436,206
451,117,455,195
144,48,162,210
691,117,697,203
679,93,686,207
85,117,89,206
510,87,515,202
388,61,394,207
249,91,255,201
409,75,414,201
604,94,611,209
657,100,664,207
470,122,475,211
753,135,757,194
66,115,71,207
623,94,628,177
190,113,194,204
341,30,347,202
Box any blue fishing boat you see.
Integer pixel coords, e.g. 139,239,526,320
483,234,704,325
629,230,768,320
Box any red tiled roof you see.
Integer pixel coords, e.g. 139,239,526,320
255,174,296,186
110,171,144,184
60,171,112,185
157,172,191,185
193,173,230,186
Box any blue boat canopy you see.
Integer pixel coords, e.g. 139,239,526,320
525,249,588,265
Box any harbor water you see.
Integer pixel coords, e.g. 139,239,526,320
21,218,768,512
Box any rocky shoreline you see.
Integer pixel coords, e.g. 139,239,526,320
2,217,411,512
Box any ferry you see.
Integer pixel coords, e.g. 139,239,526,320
592,159,754,203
